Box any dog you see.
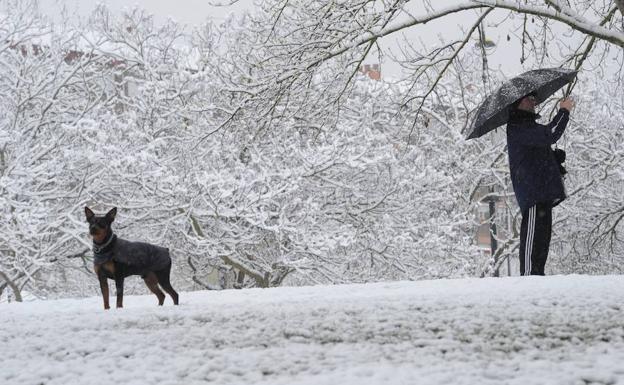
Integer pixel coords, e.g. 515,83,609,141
85,207,179,309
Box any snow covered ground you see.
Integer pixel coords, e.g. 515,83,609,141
1,275,624,385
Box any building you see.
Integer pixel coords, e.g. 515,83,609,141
360,64,381,80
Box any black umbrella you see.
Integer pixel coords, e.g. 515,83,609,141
466,68,577,139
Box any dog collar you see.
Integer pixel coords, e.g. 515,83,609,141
93,233,117,255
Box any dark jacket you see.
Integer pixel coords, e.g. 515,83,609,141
506,108,569,212
93,234,171,276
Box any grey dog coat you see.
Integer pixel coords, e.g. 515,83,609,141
93,234,171,276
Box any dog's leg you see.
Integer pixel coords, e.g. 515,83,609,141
98,276,110,310
155,264,179,305
143,272,166,306
159,281,179,305
115,276,124,308
95,266,110,310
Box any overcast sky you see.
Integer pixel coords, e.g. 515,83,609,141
39,0,253,24
37,0,568,79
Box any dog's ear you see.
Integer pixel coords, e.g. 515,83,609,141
105,207,117,223
85,207,95,221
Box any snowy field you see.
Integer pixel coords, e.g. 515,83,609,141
1,275,624,385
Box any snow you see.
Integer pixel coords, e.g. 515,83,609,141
1,275,624,385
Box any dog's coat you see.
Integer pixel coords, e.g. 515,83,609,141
93,234,171,278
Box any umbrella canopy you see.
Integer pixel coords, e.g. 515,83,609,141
466,68,577,139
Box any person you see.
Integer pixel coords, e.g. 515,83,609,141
506,92,574,276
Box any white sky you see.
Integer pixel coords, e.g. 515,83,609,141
36,0,576,79
39,0,253,24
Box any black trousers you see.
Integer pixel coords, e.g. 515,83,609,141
519,202,552,276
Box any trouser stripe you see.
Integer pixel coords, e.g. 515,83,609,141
525,205,536,275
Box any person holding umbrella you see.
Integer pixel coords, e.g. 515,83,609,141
507,93,574,276
466,67,577,276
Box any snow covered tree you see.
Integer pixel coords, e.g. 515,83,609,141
0,1,118,299
2,1,622,300
216,0,623,277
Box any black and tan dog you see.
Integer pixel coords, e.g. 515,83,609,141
85,207,179,309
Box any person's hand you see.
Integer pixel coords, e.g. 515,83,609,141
560,98,574,112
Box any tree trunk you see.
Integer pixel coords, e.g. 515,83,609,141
0,270,23,302
235,270,246,289
220,255,269,288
